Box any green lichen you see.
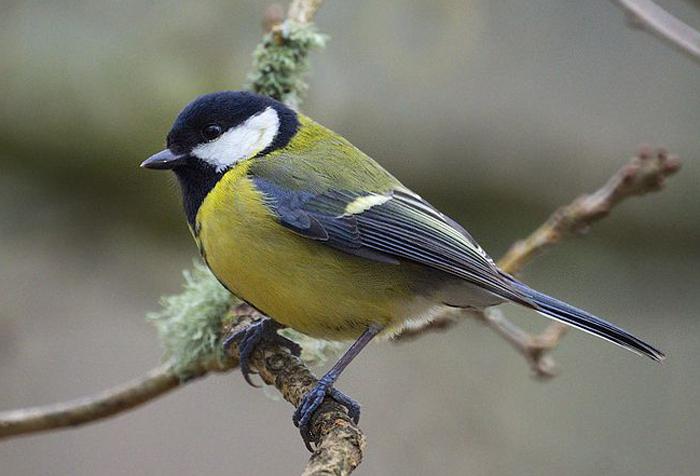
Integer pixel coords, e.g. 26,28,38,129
246,21,328,107
147,262,235,377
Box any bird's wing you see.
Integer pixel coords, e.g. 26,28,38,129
252,178,529,304
249,154,665,362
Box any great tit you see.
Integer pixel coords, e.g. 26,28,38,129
142,90,664,446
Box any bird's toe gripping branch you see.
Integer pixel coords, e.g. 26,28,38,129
293,373,361,451
223,316,302,386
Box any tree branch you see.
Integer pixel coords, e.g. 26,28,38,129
224,305,366,475
395,146,681,378
612,0,700,64
0,333,240,441
480,308,567,379
288,0,325,25
498,146,681,272
0,302,366,475
241,1,368,467
0,360,219,440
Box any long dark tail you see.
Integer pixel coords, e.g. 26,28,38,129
508,279,665,362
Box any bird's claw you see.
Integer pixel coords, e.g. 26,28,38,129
328,388,361,424
223,317,302,387
293,376,361,451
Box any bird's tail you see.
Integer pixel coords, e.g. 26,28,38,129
507,278,665,362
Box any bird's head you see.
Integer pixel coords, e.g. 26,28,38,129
142,90,298,173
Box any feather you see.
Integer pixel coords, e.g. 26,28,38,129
506,278,665,361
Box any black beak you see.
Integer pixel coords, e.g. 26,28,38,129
141,149,188,170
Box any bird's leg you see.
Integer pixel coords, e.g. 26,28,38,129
293,324,382,450
223,317,302,387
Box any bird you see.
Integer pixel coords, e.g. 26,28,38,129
142,90,664,448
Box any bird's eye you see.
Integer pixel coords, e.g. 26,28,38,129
202,124,223,141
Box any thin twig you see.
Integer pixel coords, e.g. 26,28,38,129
264,0,323,33
0,361,187,439
262,4,286,33
612,0,700,64
0,354,239,440
288,0,325,25
498,146,681,272
481,309,567,379
395,147,681,378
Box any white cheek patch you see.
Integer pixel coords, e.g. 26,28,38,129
191,107,280,172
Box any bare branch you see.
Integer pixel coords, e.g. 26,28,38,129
288,0,325,25
262,0,324,34
0,362,186,439
262,4,286,33
612,0,700,64
301,423,365,476
395,147,681,377
389,313,462,342
498,146,681,272
481,309,567,379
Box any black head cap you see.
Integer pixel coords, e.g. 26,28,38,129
166,90,298,157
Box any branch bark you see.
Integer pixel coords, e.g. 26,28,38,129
288,0,325,25
0,362,182,439
612,0,700,64
498,146,681,272
224,305,366,476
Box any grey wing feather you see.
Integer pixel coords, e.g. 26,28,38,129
253,178,530,304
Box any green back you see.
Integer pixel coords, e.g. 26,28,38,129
249,114,402,194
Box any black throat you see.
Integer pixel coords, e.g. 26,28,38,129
172,160,223,229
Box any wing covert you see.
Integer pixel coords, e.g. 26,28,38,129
253,177,527,302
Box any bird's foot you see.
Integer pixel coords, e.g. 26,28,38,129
223,317,302,387
293,374,361,451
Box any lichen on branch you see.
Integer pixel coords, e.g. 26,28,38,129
147,262,235,377
246,19,328,107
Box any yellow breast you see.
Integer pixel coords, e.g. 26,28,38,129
195,162,432,339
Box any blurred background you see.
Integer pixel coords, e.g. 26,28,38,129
1,0,699,474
